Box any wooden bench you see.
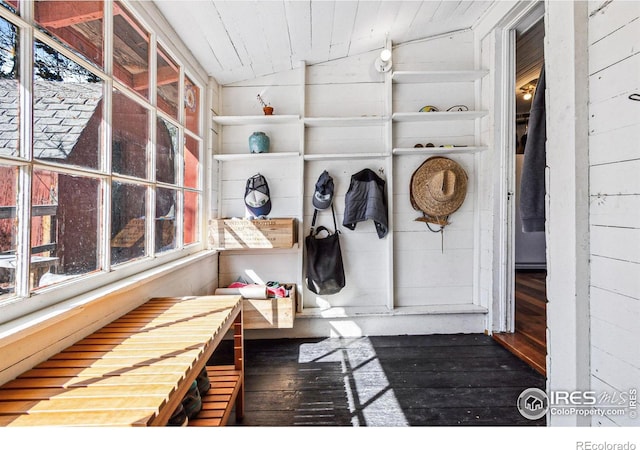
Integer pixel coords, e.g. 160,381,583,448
0,295,244,426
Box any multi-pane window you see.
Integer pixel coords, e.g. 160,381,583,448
0,2,203,305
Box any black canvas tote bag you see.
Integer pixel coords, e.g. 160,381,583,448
305,205,345,295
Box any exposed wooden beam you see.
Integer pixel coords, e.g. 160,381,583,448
36,1,104,28
0,205,58,220
133,65,179,90
43,25,103,68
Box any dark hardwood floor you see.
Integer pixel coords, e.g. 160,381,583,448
210,333,546,426
493,270,547,376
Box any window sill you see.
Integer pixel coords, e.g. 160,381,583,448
0,250,217,347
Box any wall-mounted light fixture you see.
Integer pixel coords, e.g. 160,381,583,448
374,48,392,73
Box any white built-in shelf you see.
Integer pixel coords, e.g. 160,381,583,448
213,151,300,161
211,114,300,125
303,152,389,161
297,304,488,319
392,111,488,122
304,116,389,127
392,146,488,155
392,70,489,84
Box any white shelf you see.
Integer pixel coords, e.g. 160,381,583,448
304,116,389,127
213,60,489,316
212,114,300,125
392,111,488,122
392,70,489,84
214,152,300,161
303,152,389,161
392,146,488,155
297,304,488,319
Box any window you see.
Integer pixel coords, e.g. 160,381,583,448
157,45,179,120
0,165,18,295
0,16,18,158
0,1,17,14
34,0,104,69
0,3,204,312
184,75,200,134
113,2,149,99
112,89,149,179
33,40,103,170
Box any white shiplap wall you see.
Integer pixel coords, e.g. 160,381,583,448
214,68,305,290
478,30,495,324
588,0,640,427
214,30,487,332
392,32,478,308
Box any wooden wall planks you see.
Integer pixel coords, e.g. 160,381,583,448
588,0,640,427
214,30,486,322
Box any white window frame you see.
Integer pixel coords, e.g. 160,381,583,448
0,0,208,325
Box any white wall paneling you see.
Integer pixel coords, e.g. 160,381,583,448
212,30,490,335
217,157,302,219
587,0,640,427
302,159,390,310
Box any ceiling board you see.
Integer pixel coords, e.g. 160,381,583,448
153,0,496,85
328,1,359,60
516,17,545,114
310,1,335,63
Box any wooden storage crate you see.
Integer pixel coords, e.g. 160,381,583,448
243,283,296,329
209,218,297,249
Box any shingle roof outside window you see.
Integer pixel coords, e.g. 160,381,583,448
0,79,102,159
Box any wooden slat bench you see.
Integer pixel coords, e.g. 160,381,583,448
0,295,244,427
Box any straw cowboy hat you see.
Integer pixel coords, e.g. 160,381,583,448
410,156,468,227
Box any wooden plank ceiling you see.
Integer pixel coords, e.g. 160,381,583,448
152,1,496,85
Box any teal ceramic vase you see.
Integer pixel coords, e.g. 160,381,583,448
249,131,270,153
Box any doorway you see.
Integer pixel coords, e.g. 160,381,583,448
493,8,547,376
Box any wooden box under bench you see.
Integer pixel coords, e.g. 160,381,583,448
243,283,296,329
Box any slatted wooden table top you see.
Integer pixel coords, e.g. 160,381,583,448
0,295,242,426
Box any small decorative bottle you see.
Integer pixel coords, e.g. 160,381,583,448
249,131,270,153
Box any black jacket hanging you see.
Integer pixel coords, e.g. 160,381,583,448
342,168,388,238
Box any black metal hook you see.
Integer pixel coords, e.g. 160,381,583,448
629,93,640,101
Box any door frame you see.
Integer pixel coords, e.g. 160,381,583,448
493,1,545,333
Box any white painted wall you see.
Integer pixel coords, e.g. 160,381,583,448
213,68,304,292
477,28,497,327
473,0,640,427
392,32,479,310
212,31,488,335
587,0,640,427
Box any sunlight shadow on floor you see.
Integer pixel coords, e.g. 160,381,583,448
297,336,409,426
